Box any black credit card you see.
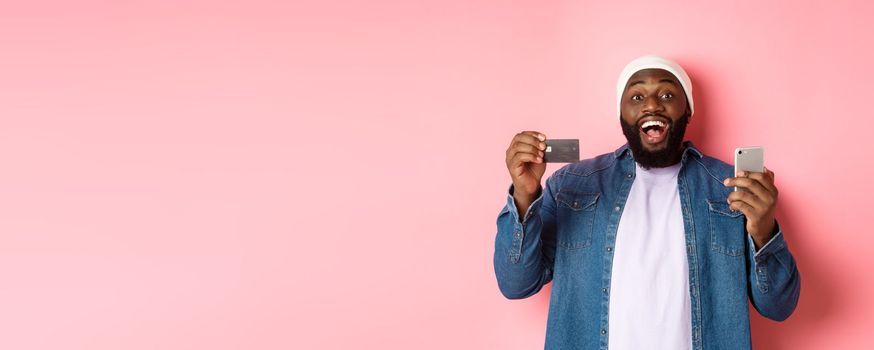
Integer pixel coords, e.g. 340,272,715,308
543,139,580,163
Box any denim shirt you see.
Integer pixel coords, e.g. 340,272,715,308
493,141,801,350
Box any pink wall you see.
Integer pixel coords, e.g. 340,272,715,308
1,1,871,349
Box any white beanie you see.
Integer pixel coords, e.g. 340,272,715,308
616,55,694,119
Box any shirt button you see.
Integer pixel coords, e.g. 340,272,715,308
614,206,620,211
602,288,608,293
627,174,632,178
606,247,612,252
601,329,607,335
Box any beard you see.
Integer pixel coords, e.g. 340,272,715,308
620,112,690,169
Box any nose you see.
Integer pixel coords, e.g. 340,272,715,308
641,95,665,114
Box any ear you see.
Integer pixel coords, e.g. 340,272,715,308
685,102,692,122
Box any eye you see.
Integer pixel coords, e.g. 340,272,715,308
631,95,643,101
660,92,674,100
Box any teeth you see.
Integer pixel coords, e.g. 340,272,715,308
641,120,666,129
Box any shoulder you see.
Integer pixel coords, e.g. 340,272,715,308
690,153,734,182
553,150,618,178
543,151,616,195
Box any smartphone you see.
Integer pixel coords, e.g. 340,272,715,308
733,146,764,192
543,139,580,163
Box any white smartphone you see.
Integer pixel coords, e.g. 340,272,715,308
733,146,764,192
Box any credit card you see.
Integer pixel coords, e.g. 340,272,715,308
543,139,580,163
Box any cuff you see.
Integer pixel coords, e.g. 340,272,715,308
505,183,545,225
748,221,786,261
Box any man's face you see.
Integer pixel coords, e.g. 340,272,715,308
619,68,690,168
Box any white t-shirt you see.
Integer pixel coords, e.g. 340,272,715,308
607,162,692,350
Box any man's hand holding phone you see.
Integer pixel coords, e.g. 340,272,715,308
723,167,779,250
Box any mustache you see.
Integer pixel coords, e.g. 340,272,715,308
638,113,672,125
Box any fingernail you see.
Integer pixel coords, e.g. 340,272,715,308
736,171,744,177
723,179,729,185
537,157,543,162
540,143,546,150
538,134,546,141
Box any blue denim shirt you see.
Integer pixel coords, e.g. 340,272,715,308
493,141,800,349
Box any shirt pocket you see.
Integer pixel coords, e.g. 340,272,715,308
555,190,600,250
707,199,745,257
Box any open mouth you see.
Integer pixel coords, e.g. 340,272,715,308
639,118,670,144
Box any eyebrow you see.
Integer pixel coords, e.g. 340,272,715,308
628,79,679,87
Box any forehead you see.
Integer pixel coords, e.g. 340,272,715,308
624,68,681,91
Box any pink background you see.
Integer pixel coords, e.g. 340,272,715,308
1,1,872,349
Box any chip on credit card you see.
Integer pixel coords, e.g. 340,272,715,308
543,139,580,163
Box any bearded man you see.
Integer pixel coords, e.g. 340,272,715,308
494,55,800,349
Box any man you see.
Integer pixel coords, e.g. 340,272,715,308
493,55,800,349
